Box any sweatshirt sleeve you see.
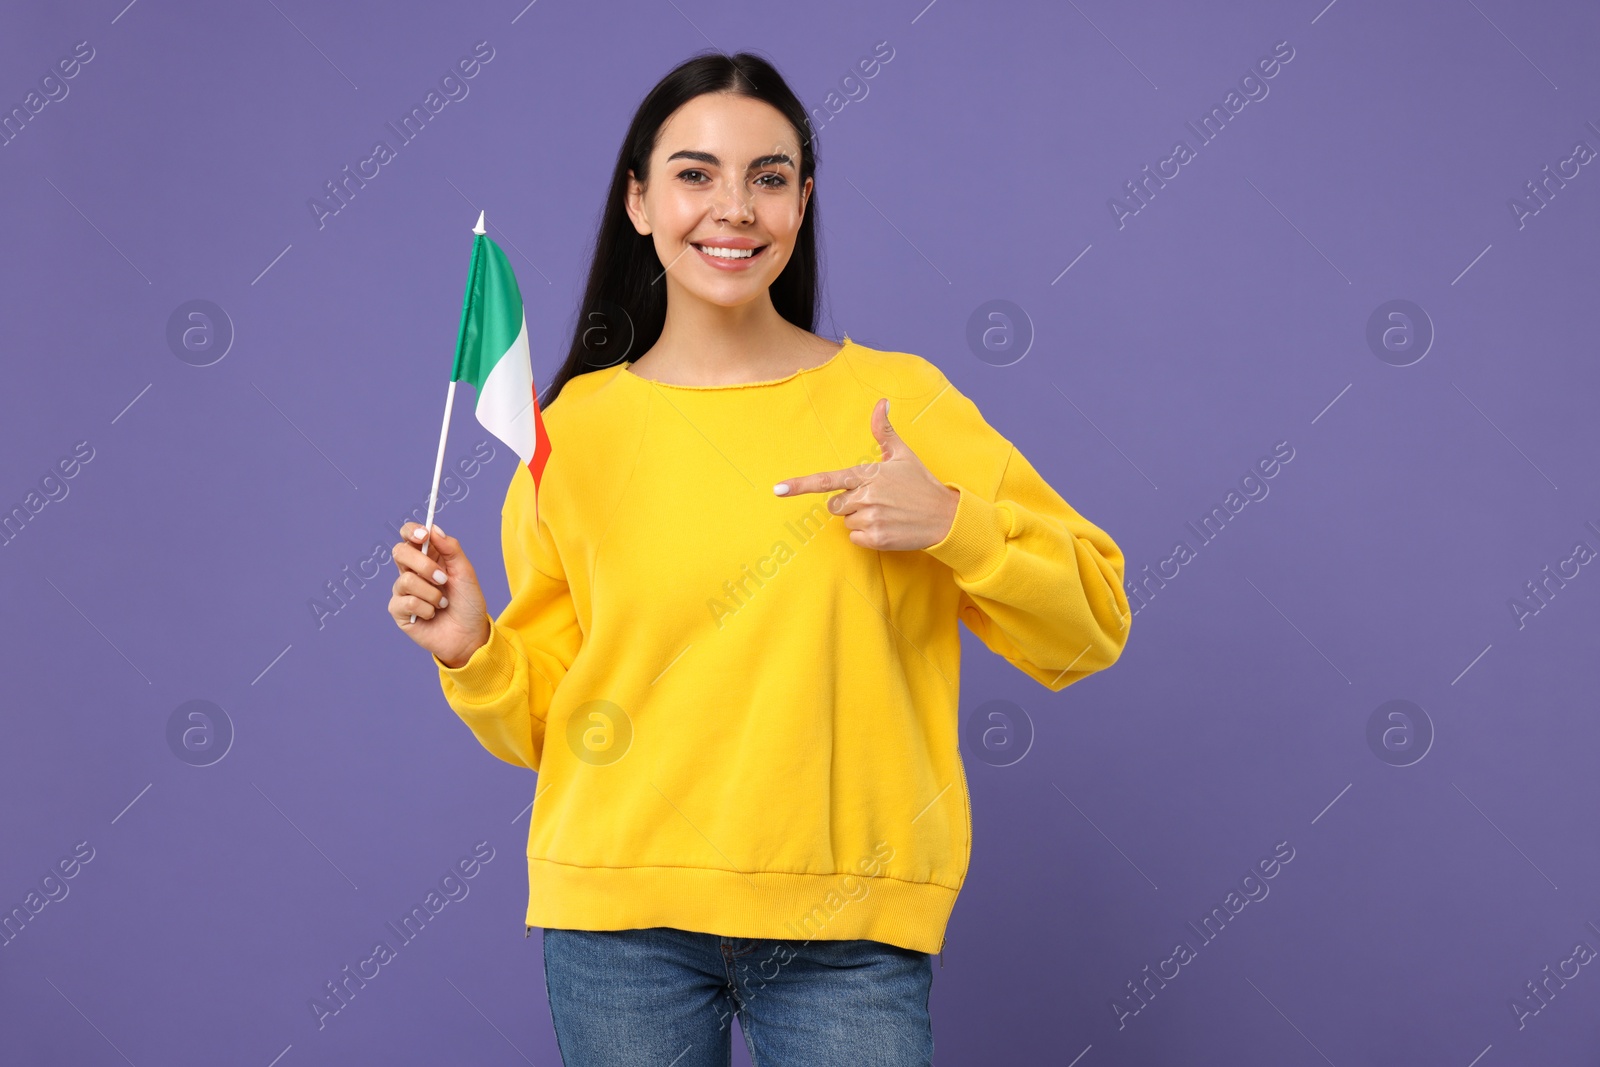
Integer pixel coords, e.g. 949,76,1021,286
432,463,582,771
919,399,1132,692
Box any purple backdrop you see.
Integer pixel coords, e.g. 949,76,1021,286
4,0,1598,1063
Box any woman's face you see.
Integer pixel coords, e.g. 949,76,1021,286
626,92,812,309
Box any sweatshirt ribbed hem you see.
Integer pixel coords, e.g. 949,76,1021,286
523,856,957,955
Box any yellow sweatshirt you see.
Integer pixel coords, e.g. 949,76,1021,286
433,337,1131,954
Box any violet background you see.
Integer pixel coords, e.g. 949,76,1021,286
3,0,1599,1063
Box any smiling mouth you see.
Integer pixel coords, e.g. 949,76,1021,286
692,243,768,260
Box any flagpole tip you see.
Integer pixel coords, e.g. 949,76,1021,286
473,210,486,235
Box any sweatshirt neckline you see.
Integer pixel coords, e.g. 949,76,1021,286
621,335,856,391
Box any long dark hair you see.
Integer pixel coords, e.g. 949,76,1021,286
538,50,824,409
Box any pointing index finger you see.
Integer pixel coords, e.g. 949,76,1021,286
775,472,830,497
774,463,876,497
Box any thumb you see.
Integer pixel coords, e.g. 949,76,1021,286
871,397,901,460
413,523,468,572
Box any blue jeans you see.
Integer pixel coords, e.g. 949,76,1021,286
542,926,935,1065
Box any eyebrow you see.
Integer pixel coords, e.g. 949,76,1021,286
664,150,794,171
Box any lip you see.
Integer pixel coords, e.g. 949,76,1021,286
690,241,769,271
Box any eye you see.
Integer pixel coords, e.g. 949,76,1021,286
676,169,709,184
757,173,787,188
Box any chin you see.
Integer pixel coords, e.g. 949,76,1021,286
692,287,768,309
686,272,772,298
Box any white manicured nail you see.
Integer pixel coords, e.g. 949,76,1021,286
439,596,448,608
773,483,789,495
433,569,447,584
412,527,427,540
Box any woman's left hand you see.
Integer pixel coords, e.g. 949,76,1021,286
774,398,960,552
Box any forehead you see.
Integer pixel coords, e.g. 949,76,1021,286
654,92,800,159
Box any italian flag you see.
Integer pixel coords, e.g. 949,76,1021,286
451,212,551,525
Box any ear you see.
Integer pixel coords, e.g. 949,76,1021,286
624,168,651,236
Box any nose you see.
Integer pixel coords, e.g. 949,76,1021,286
710,177,755,224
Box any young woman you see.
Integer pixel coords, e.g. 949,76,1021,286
388,50,1131,1066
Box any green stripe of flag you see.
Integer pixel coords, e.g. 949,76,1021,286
450,233,524,389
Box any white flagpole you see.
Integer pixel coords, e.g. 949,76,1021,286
409,378,458,624
411,209,487,625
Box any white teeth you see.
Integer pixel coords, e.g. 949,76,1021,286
695,244,759,259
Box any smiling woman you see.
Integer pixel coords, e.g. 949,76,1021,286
387,48,1132,1067
520,54,835,393
614,88,827,385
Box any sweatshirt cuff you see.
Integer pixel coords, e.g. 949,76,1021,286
434,616,517,703
923,482,1007,584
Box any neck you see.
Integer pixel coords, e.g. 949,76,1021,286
641,295,810,382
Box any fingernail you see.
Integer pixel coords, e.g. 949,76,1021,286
439,596,449,608
411,527,427,540
773,483,789,495
433,569,447,584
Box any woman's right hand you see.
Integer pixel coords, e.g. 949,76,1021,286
388,522,492,669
